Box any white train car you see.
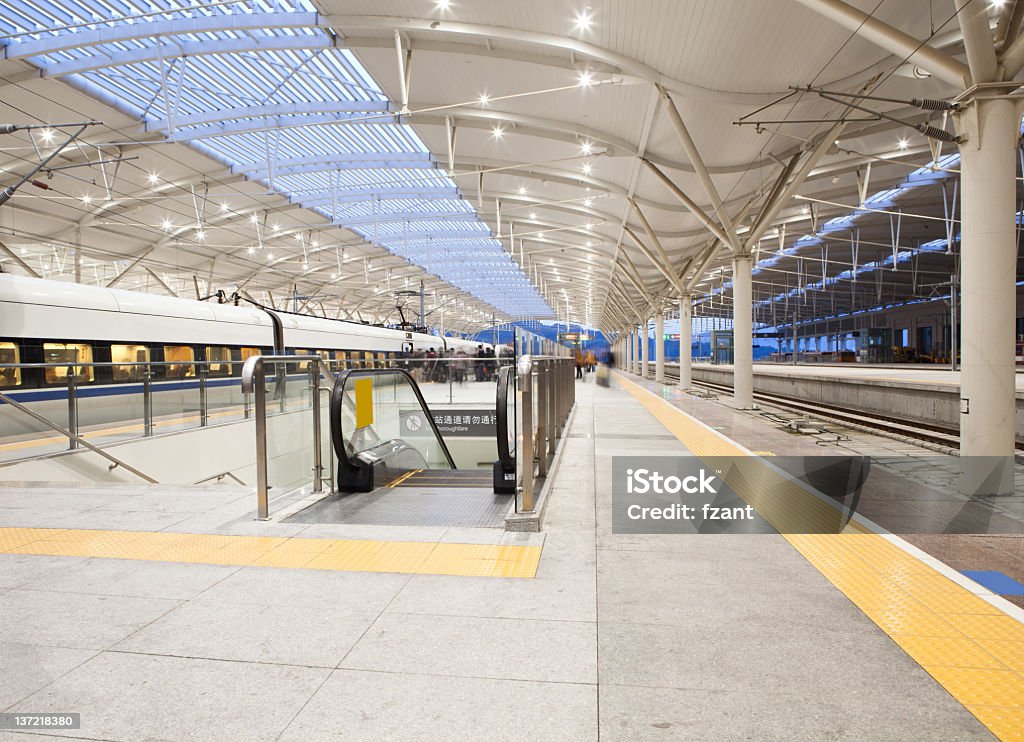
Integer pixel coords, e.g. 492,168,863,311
0,274,486,436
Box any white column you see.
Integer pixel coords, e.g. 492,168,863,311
732,254,754,408
655,311,665,382
627,331,634,372
641,319,649,378
680,295,692,388
958,95,1019,494
633,328,641,374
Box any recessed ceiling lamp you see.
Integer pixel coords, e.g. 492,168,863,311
582,162,592,175
529,211,537,219
267,252,275,261
478,93,490,106
580,141,593,155
162,218,173,231
195,229,206,241
81,194,92,204
517,185,526,195
147,173,159,185
573,8,593,32
219,202,229,213
897,137,909,150
491,125,504,139
584,197,593,208
436,0,450,9
39,127,55,144
578,71,594,87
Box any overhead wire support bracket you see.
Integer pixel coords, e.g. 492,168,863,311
796,86,961,143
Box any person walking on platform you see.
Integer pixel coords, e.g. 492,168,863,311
575,350,584,379
474,345,485,382
585,350,596,373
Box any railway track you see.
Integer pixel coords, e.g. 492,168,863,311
659,370,1021,452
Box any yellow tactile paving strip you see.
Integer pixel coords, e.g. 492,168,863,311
0,527,541,578
616,373,1024,741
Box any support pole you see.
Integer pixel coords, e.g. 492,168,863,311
732,254,754,408
641,318,649,378
655,311,665,383
957,94,1019,495
680,294,692,388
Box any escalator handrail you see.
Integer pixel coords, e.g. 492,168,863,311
330,367,457,474
495,365,515,472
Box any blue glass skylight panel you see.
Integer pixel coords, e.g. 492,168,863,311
0,0,551,317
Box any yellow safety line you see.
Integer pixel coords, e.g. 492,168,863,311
386,469,420,488
0,527,541,579
615,373,1024,740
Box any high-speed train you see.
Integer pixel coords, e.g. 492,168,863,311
0,274,486,416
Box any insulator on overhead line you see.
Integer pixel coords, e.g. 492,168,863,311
0,125,18,134
0,186,16,206
910,98,956,111
915,124,960,143
30,180,49,190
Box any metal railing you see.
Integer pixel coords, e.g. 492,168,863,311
0,360,240,459
515,356,575,513
240,354,337,520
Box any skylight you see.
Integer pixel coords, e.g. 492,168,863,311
0,0,552,317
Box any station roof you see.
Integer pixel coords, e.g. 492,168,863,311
0,1,1017,333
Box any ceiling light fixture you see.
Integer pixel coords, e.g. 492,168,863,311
478,93,490,106
578,71,594,87
517,185,526,195
582,162,592,175
580,141,593,155
147,173,159,185
897,137,909,150
195,229,206,241
491,125,504,139
436,0,450,8
39,128,55,144
529,211,537,219
162,218,173,231
573,8,593,32
219,202,229,213
81,194,92,204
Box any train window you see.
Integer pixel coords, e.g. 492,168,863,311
205,346,232,376
240,347,261,363
316,350,332,361
164,346,195,378
294,349,310,371
111,344,150,381
43,343,94,383
0,341,20,386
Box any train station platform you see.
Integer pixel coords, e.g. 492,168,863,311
664,362,1024,447
2,373,1023,740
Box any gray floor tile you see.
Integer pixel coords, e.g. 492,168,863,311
341,612,597,684
0,589,180,650
278,669,597,742
0,555,83,589
25,559,239,601
387,572,596,622
9,651,329,742
598,684,995,741
0,643,97,712
115,600,378,668
194,566,409,613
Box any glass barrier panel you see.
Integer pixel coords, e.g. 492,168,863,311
339,371,452,469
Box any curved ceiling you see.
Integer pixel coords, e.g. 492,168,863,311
0,0,1013,335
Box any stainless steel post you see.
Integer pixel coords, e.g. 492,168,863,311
311,365,323,493
253,360,269,520
517,358,535,513
66,365,78,450
547,361,557,460
536,361,549,477
143,369,153,437
199,366,209,427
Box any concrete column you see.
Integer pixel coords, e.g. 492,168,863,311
958,94,1020,494
732,254,754,408
640,319,649,378
680,295,692,388
633,328,641,374
627,331,634,372
655,311,665,382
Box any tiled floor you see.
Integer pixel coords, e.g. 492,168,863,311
0,378,1018,740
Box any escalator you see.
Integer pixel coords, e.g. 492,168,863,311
329,367,456,493
284,366,517,528
493,364,517,494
